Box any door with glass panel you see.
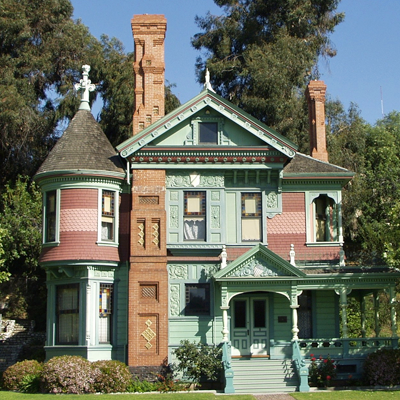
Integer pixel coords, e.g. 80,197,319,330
231,296,268,357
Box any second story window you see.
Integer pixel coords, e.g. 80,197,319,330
241,193,262,242
314,194,338,242
101,190,115,241
44,190,58,243
184,191,206,241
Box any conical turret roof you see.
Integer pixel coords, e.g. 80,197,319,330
36,110,124,177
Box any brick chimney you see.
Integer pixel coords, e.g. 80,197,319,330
305,80,328,163
131,14,167,136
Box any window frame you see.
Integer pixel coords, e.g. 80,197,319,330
43,189,60,245
241,192,262,242
99,283,113,344
183,191,206,241
306,191,342,246
184,283,211,316
189,117,226,146
97,189,119,246
56,283,80,345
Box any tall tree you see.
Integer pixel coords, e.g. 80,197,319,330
0,0,102,185
192,0,344,148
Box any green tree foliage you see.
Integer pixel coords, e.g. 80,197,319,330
0,177,45,325
0,0,103,185
192,0,344,147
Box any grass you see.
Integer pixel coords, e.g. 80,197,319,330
292,390,400,400
2,391,400,400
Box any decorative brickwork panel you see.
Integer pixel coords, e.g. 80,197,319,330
137,219,145,248
151,219,160,248
140,284,158,300
139,196,159,205
139,315,158,353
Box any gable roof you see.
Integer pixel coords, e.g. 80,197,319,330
214,243,306,280
117,89,298,159
35,110,125,179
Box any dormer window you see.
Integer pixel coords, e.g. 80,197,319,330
199,122,218,144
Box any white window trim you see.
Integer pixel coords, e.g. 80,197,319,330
42,189,60,246
97,189,119,246
305,191,343,246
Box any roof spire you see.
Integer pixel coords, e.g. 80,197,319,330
204,68,215,93
75,65,96,111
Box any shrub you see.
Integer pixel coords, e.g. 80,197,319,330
92,360,132,393
2,359,43,392
41,355,100,394
363,348,400,386
127,378,158,392
173,340,222,385
308,354,337,387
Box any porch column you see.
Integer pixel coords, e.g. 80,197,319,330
389,286,398,338
221,306,230,342
374,291,380,337
339,287,348,338
361,295,366,338
291,305,300,340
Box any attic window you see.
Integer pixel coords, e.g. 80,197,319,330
199,122,218,144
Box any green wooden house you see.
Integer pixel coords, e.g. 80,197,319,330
34,15,400,394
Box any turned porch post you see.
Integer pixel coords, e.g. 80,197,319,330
221,306,230,342
339,287,348,338
389,286,398,338
374,291,380,337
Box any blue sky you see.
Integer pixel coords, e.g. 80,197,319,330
71,0,400,125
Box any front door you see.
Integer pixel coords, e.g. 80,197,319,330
231,296,268,357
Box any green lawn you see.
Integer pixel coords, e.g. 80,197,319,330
292,390,400,400
1,391,400,400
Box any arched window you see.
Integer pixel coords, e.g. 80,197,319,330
314,194,338,242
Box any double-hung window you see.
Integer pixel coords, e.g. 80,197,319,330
56,284,79,345
99,283,113,344
241,193,262,241
101,190,115,242
183,191,206,241
44,190,57,243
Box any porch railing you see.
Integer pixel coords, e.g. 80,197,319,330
292,340,310,392
221,341,235,393
297,337,398,358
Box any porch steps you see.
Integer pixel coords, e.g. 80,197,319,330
231,358,298,394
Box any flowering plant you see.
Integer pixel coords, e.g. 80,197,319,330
308,354,337,387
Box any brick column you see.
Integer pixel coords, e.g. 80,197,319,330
128,169,168,369
131,15,167,136
305,80,328,163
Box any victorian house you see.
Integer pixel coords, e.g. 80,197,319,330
34,14,400,393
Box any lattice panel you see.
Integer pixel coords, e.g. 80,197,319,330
141,284,157,300
139,196,159,205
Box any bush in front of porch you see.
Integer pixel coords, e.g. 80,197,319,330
363,348,400,386
308,354,337,387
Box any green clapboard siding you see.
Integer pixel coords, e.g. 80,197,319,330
169,317,222,345
272,293,292,341
315,290,336,337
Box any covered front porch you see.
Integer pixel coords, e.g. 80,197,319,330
213,244,400,393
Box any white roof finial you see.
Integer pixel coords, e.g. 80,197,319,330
75,65,96,111
204,68,215,93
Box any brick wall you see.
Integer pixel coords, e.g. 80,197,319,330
128,169,168,367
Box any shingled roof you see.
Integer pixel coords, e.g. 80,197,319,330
283,152,353,176
36,110,124,176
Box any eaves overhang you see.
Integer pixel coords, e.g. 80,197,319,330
117,89,298,159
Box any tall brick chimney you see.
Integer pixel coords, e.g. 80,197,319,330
305,80,328,163
131,14,167,136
